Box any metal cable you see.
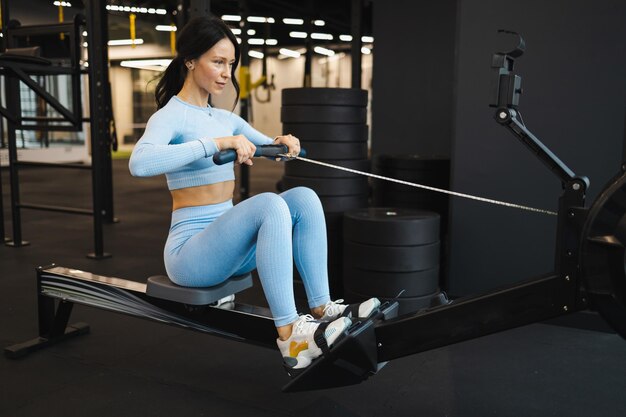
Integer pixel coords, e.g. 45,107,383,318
281,155,557,216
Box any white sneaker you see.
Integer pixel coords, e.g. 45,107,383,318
212,294,235,309
319,298,381,322
277,314,351,369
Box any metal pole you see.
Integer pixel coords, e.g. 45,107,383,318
85,0,111,258
238,0,250,200
303,1,313,87
351,0,363,89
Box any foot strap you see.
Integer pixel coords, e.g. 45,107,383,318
313,322,331,354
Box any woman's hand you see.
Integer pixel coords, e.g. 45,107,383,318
215,135,256,166
273,134,301,158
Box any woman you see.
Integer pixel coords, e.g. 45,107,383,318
129,16,379,371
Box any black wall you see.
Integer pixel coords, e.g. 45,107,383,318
371,0,457,157
372,0,626,296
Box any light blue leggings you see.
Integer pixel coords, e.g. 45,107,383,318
164,186,331,327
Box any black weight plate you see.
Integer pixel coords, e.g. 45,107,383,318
320,195,369,213
285,159,370,178
375,154,451,170
283,176,369,196
283,123,368,142
344,240,440,272
282,88,368,107
281,106,367,124
343,265,440,297
299,141,368,160
344,208,440,246
343,288,441,315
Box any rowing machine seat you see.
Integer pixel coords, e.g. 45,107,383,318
146,273,253,305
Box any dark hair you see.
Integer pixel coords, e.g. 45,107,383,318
155,16,240,109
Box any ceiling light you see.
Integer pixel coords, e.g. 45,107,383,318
339,34,352,42
248,16,274,23
108,38,144,46
313,20,325,26
155,25,176,32
279,48,301,58
248,38,265,45
314,46,334,57
106,4,166,15
248,51,264,59
247,29,256,35
82,31,88,36
289,31,307,39
222,15,241,21
361,36,374,43
53,1,72,7
120,59,172,71
361,47,371,54
231,28,241,35
283,18,304,25
265,39,278,46
311,33,332,40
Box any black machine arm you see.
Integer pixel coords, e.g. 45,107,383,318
490,30,586,189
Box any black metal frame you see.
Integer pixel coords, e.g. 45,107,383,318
0,0,115,257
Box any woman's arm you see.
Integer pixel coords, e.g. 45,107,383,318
129,113,219,177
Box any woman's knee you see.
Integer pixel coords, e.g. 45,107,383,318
254,192,291,220
280,187,322,211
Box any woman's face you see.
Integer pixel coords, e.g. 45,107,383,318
188,37,236,96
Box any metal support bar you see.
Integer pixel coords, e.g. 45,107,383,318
85,0,112,258
351,0,362,89
18,203,93,216
238,0,250,201
375,273,572,362
16,161,91,170
495,108,577,185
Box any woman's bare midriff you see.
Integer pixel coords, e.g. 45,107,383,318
171,180,235,211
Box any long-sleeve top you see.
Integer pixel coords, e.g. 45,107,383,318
129,95,273,190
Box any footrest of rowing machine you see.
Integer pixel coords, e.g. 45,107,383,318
146,273,253,305
281,301,399,392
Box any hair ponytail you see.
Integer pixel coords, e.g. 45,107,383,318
153,17,241,110
155,56,186,109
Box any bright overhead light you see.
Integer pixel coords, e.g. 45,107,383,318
283,18,304,25
231,28,241,35
155,25,177,32
120,59,172,71
265,39,278,46
108,38,144,46
248,50,264,59
247,16,274,23
82,31,88,36
222,15,241,21
361,36,374,43
279,48,301,58
106,5,166,15
83,42,88,48
311,33,332,40
314,46,334,57
361,47,371,55
289,31,307,39
247,29,256,35
248,38,265,45
53,1,72,7
339,34,352,42
313,20,325,26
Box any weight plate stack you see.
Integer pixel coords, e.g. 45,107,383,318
342,208,444,314
281,88,371,296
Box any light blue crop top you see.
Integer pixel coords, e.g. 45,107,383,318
128,96,274,190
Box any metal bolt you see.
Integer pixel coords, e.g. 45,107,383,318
568,211,575,218
563,306,569,312
378,343,382,347
499,112,507,119
565,275,570,281
566,250,573,256
572,183,581,191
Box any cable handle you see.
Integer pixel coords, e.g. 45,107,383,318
213,144,306,165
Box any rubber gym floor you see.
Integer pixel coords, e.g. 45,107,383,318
1,158,625,417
